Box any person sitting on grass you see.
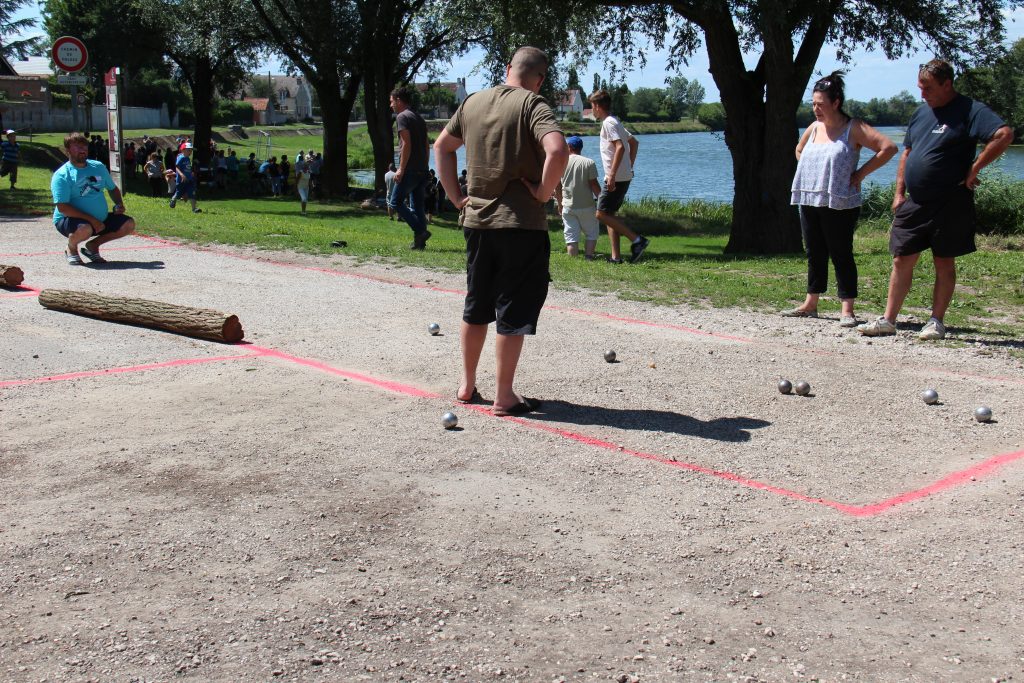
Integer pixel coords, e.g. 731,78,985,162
51,132,135,266
170,142,202,213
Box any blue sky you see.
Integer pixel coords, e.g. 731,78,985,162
12,3,1024,103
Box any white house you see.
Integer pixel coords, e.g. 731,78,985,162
555,89,584,119
245,75,313,122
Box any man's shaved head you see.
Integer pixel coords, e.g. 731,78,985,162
509,46,549,83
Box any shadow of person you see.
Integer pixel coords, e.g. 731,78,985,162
530,400,771,443
85,261,166,270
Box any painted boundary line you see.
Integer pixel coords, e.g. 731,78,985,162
134,234,1024,384
0,285,40,299
4,341,1021,517
0,243,174,259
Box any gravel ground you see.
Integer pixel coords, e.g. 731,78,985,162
2,215,1023,682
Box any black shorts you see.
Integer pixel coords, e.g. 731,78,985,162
890,187,976,258
597,180,631,214
463,228,550,335
55,213,133,238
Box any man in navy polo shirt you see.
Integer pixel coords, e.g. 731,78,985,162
859,59,1013,340
51,132,135,265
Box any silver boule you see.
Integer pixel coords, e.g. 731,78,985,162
777,379,792,394
974,406,993,423
794,380,811,396
428,323,441,336
921,389,939,405
604,350,616,363
441,411,459,429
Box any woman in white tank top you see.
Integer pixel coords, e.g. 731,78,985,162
783,72,897,327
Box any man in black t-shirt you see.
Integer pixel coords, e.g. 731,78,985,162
859,60,1013,340
388,86,432,249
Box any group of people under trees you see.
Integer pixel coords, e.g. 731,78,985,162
44,49,1011,415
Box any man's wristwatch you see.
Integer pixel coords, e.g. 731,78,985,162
114,204,124,211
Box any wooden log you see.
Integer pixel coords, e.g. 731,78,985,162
0,264,25,287
39,289,244,343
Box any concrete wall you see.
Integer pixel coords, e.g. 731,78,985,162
0,101,173,133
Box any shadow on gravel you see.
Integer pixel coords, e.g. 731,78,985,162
85,261,166,270
532,400,771,442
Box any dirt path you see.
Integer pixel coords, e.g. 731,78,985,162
2,216,1023,682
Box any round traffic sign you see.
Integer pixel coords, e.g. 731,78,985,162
52,36,88,73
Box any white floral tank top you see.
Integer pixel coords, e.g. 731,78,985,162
790,121,861,210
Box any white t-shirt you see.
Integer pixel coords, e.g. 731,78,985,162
599,115,634,183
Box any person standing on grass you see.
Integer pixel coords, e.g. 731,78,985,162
1,129,19,190
170,142,202,213
556,135,602,259
434,45,568,417
295,153,311,215
384,163,397,220
783,71,897,327
51,132,135,266
588,90,650,263
858,59,1013,340
144,152,166,197
389,86,432,249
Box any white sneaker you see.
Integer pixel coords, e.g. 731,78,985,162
919,318,946,340
857,317,896,336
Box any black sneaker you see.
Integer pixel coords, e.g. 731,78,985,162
412,230,432,250
606,256,623,264
629,236,650,263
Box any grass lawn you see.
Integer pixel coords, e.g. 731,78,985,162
4,138,1023,345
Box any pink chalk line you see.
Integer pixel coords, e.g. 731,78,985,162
2,337,1020,515
0,285,40,299
244,344,441,399
0,244,173,259
462,403,1024,517
0,350,262,389
134,235,1024,385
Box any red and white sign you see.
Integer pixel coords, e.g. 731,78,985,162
51,36,88,73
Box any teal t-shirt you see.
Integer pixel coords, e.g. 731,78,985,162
51,159,115,224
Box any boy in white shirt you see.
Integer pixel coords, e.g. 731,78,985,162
589,90,650,263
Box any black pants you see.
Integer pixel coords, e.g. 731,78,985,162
148,176,165,197
799,205,860,300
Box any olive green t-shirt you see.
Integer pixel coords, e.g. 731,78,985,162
445,85,562,230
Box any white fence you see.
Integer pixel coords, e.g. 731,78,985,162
1,102,174,133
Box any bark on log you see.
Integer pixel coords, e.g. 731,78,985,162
39,289,244,343
0,265,25,287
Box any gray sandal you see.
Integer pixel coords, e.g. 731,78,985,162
780,308,818,318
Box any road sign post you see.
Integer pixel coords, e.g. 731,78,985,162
105,67,124,194
52,37,89,133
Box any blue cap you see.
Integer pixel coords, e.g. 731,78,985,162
566,135,583,149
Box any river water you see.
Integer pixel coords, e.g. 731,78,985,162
352,126,1024,203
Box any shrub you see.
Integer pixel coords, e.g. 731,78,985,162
697,102,726,130
213,100,254,126
862,173,1024,235
565,111,581,122
625,112,653,122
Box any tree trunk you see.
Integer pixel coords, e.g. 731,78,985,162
676,2,832,254
317,74,360,198
364,75,396,194
191,57,215,170
721,91,802,253
0,265,25,287
39,289,244,343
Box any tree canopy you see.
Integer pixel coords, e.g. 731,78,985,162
1,0,44,61
595,0,1021,252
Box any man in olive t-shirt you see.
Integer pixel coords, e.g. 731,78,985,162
434,46,568,417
